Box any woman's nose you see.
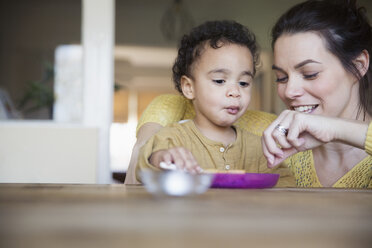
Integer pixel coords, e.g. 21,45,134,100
284,78,304,99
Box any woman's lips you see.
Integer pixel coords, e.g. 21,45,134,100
292,104,318,113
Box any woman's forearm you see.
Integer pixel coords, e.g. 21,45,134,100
335,119,370,149
124,122,163,185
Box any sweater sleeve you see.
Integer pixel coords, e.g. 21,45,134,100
135,126,182,183
136,94,191,136
365,122,372,155
235,110,277,136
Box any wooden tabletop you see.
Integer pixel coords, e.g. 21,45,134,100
0,184,371,248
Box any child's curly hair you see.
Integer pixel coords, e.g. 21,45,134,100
172,20,259,94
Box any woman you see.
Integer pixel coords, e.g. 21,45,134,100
125,0,372,188
262,0,372,187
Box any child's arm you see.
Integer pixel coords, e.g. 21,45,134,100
149,147,203,174
135,125,203,182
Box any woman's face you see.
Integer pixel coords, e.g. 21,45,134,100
273,32,360,119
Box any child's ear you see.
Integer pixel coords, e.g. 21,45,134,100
180,75,195,100
353,49,370,78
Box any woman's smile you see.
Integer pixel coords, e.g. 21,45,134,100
292,104,318,114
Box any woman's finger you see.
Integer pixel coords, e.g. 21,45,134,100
262,130,284,160
272,125,291,149
272,111,294,149
262,110,293,159
271,147,298,167
262,138,275,168
286,113,307,148
264,110,291,135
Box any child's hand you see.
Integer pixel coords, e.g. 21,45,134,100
149,147,203,174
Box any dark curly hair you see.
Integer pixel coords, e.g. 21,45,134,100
272,0,372,118
172,20,259,94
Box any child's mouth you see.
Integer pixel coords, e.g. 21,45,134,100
226,106,240,115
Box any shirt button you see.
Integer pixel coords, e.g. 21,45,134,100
225,165,230,170
219,147,225,152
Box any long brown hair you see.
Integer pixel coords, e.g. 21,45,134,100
272,0,372,118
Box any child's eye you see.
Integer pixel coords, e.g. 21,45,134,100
275,77,288,83
239,82,250,87
213,79,225,84
303,72,319,80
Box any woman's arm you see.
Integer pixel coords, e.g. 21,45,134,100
136,94,191,134
124,122,163,184
262,110,371,168
364,122,372,155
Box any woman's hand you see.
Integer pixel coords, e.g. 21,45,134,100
261,110,368,168
149,147,203,174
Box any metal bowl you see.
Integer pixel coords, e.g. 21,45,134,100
140,170,214,196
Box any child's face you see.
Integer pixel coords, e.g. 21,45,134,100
182,43,254,129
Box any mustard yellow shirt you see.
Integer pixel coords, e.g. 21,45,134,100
136,120,295,187
137,94,372,188
288,123,372,188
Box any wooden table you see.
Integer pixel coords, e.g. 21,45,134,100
0,184,371,248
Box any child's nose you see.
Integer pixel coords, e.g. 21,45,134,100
227,84,240,97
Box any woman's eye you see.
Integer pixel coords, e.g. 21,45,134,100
239,82,250,87
303,72,319,80
275,77,288,83
213,79,225,84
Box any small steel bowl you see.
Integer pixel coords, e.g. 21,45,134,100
140,170,214,196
